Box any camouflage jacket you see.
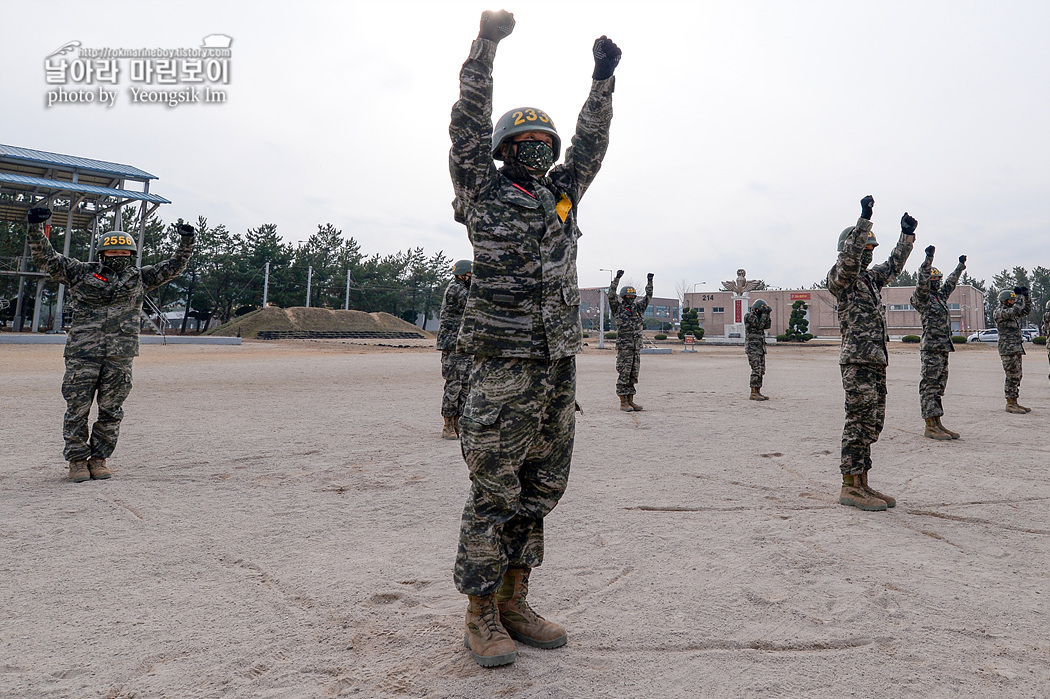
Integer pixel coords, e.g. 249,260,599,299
910,257,964,352
28,222,193,358
827,217,914,366
449,37,614,360
744,309,771,354
1042,308,1050,340
993,293,1030,356
436,277,470,351
608,277,652,349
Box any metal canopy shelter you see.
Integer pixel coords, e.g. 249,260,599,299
0,144,171,332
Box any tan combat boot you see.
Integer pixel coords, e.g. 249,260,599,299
1005,399,1028,414
627,396,644,411
924,417,952,440
859,471,896,508
68,460,90,483
496,567,568,649
87,457,112,480
619,395,633,412
442,416,457,440
750,387,769,401
838,474,888,512
464,593,517,667
935,417,960,439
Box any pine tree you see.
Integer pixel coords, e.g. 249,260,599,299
785,300,812,342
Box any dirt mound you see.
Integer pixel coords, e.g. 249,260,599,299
205,307,431,339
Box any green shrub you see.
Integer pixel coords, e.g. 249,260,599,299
1035,336,1047,345
775,334,788,342
604,332,617,340
951,335,967,344
693,328,704,340
677,331,685,340
654,333,667,340
902,335,920,343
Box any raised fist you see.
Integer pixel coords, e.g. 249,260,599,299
647,273,654,282
860,195,875,219
959,255,967,265
615,269,624,278
592,36,621,81
901,213,918,236
27,207,52,224
177,223,195,236
924,245,935,257
479,10,515,42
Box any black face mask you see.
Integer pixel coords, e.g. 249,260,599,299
103,255,133,273
513,140,555,174
930,279,942,293
861,249,874,268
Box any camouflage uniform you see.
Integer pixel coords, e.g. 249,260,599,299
607,277,652,396
743,307,771,389
27,222,193,463
437,277,472,418
827,218,914,475
449,36,613,595
910,257,964,418
993,293,1030,400
1043,308,1050,382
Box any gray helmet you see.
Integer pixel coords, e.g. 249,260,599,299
751,299,770,311
837,227,878,252
98,231,137,254
999,289,1017,304
453,259,472,276
491,107,560,161
620,286,637,298
930,267,943,279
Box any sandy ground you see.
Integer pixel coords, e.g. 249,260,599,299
2,339,1049,698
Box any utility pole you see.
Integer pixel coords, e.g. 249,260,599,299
306,266,313,307
262,262,270,308
345,269,351,310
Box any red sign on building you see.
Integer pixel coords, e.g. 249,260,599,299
790,293,811,301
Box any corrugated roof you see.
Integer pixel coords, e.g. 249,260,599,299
0,172,170,204
0,144,157,180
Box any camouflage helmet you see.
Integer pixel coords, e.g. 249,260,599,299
751,299,770,312
998,289,1017,304
930,267,943,279
97,231,137,254
620,286,637,298
837,227,878,252
452,259,472,276
491,107,561,161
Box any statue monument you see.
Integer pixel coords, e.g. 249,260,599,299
721,269,764,339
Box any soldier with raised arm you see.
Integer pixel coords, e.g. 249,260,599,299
448,9,620,667
910,247,966,439
744,299,772,400
827,195,915,512
608,270,653,411
994,286,1031,413
25,207,194,482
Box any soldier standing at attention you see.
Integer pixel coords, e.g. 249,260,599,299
910,246,966,439
25,207,194,482
449,9,619,667
744,299,771,401
994,286,1031,413
827,195,916,512
608,270,653,411
437,259,473,440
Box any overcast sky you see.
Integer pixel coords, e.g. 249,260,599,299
3,0,1048,297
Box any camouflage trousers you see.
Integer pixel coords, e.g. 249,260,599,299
1001,353,1023,400
919,350,949,418
839,363,886,476
455,356,576,596
746,349,766,389
615,344,641,396
440,349,471,418
61,356,134,462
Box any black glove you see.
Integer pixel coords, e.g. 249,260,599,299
592,36,621,81
479,10,515,42
901,213,918,237
959,255,967,265
647,273,654,283
1017,286,1030,296
177,223,195,237
924,245,935,257
27,207,52,224
615,269,624,279
860,195,874,220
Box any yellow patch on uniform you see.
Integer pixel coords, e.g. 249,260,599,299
556,194,572,222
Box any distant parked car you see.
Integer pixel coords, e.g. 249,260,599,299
967,329,999,343
1022,327,1040,342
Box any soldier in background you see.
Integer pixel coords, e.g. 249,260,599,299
910,247,966,439
1042,300,1050,384
448,9,619,667
827,195,916,512
25,207,194,482
993,287,1031,413
437,259,473,440
744,299,771,400
608,270,653,411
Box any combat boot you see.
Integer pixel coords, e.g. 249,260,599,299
859,471,896,508
935,417,960,439
749,387,769,401
464,593,517,667
68,460,90,483
87,457,112,480
627,396,644,411
619,395,633,412
442,416,457,440
1006,399,1028,414
452,415,461,438
924,417,952,440
838,474,888,512
496,567,568,649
